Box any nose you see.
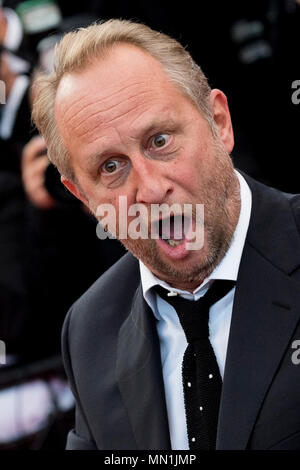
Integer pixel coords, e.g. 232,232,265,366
133,158,173,205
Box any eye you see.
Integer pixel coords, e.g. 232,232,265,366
102,160,119,174
151,134,169,149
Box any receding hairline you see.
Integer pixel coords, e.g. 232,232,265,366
53,41,204,126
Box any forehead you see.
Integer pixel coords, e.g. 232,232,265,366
54,44,189,144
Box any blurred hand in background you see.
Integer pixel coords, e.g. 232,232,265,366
22,134,56,210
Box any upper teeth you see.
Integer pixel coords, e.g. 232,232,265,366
166,239,183,247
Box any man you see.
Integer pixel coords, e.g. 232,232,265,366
32,19,300,450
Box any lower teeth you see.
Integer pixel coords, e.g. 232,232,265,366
166,239,183,247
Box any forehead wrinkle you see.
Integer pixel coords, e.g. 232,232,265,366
128,104,176,136
77,103,145,142
66,79,152,124
60,77,153,130
71,89,152,137
83,105,179,156
59,91,91,123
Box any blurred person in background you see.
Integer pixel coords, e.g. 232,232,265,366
0,0,33,364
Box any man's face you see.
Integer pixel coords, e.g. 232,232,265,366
55,44,240,290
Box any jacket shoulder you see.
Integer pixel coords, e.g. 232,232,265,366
61,252,141,407
288,193,300,235
236,172,300,274
64,252,140,332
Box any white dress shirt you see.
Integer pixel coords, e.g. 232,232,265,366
139,171,252,449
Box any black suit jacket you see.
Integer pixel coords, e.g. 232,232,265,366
62,173,300,450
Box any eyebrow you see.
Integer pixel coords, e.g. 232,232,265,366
85,117,178,169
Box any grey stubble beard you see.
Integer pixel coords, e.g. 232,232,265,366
119,147,241,290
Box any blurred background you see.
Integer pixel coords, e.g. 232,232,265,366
0,0,299,450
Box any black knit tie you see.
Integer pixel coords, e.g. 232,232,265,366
156,280,235,450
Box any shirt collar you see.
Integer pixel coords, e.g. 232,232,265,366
139,170,252,313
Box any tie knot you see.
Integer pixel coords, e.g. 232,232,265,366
155,280,235,343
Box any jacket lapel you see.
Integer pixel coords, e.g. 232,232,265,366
217,174,300,449
216,242,300,449
116,284,171,450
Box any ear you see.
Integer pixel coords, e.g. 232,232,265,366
210,89,234,154
61,176,89,207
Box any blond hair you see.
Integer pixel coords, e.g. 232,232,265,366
32,19,213,181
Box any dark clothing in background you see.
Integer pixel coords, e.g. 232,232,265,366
0,85,34,358
21,204,126,362
0,87,34,173
0,171,28,355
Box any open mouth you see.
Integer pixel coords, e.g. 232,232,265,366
157,214,186,246
151,214,193,259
